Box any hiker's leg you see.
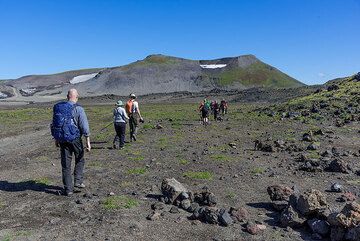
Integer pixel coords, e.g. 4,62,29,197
73,138,85,186
129,117,134,141
119,122,126,147
60,143,73,193
113,123,121,148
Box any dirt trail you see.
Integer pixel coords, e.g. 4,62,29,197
0,129,50,157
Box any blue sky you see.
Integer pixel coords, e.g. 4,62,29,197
0,0,359,85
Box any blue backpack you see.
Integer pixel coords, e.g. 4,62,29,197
51,102,80,142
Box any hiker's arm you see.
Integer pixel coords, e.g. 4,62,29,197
77,107,90,137
85,136,91,152
124,110,129,120
77,107,91,151
136,103,143,119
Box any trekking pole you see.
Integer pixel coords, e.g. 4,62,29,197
100,121,113,132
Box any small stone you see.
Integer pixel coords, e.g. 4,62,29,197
155,124,163,129
331,183,343,193
257,224,267,231
228,143,237,149
229,207,249,222
338,192,356,202
246,222,262,235
202,207,219,224
328,159,352,173
272,201,289,212
169,206,180,214
75,199,83,204
109,192,115,196
187,202,200,213
146,211,161,221
279,206,306,228
179,191,190,200
180,199,191,210
307,218,330,236
218,210,233,226
302,133,313,142
151,202,165,211
307,143,319,151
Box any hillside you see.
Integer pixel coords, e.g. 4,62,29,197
0,54,303,101
261,72,360,127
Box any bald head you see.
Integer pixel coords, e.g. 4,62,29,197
67,88,79,102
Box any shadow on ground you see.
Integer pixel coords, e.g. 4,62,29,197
0,180,62,195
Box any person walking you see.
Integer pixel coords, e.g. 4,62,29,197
220,99,228,115
51,89,91,196
125,93,144,141
113,100,129,149
199,98,210,125
213,100,220,121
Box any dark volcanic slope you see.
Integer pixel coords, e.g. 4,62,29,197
0,54,303,99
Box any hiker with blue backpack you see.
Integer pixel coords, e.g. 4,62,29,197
51,89,91,196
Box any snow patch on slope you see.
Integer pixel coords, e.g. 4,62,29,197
0,92,8,99
70,73,98,84
200,64,227,69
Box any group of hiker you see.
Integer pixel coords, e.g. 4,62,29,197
50,89,143,196
50,89,228,196
112,93,144,149
198,98,228,125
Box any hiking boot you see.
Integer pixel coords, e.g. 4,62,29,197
113,144,117,149
74,183,86,188
62,191,73,196
119,146,124,150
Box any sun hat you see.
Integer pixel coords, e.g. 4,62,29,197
129,93,136,99
116,100,124,106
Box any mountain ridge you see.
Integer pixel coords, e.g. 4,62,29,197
0,54,304,100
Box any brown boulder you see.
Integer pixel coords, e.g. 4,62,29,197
267,185,293,201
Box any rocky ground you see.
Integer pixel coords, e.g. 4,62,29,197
0,78,359,241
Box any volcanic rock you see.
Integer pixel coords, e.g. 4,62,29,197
296,189,328,216
267,185,293,201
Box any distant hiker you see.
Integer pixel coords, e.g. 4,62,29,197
51,89,91,196
113,100,129,149
125,93,144,141
199,98,211,125
220,99,228,115
212,100,220,121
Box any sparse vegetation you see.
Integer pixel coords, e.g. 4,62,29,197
183,171,213,180
127,168,147,175
179,159,190,165
251,167,265,175
34,177,51,185
102,195,139,210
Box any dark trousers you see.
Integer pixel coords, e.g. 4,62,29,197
129,116,138,141
214,109,219,120
60,138,85,193
113,122,126,147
